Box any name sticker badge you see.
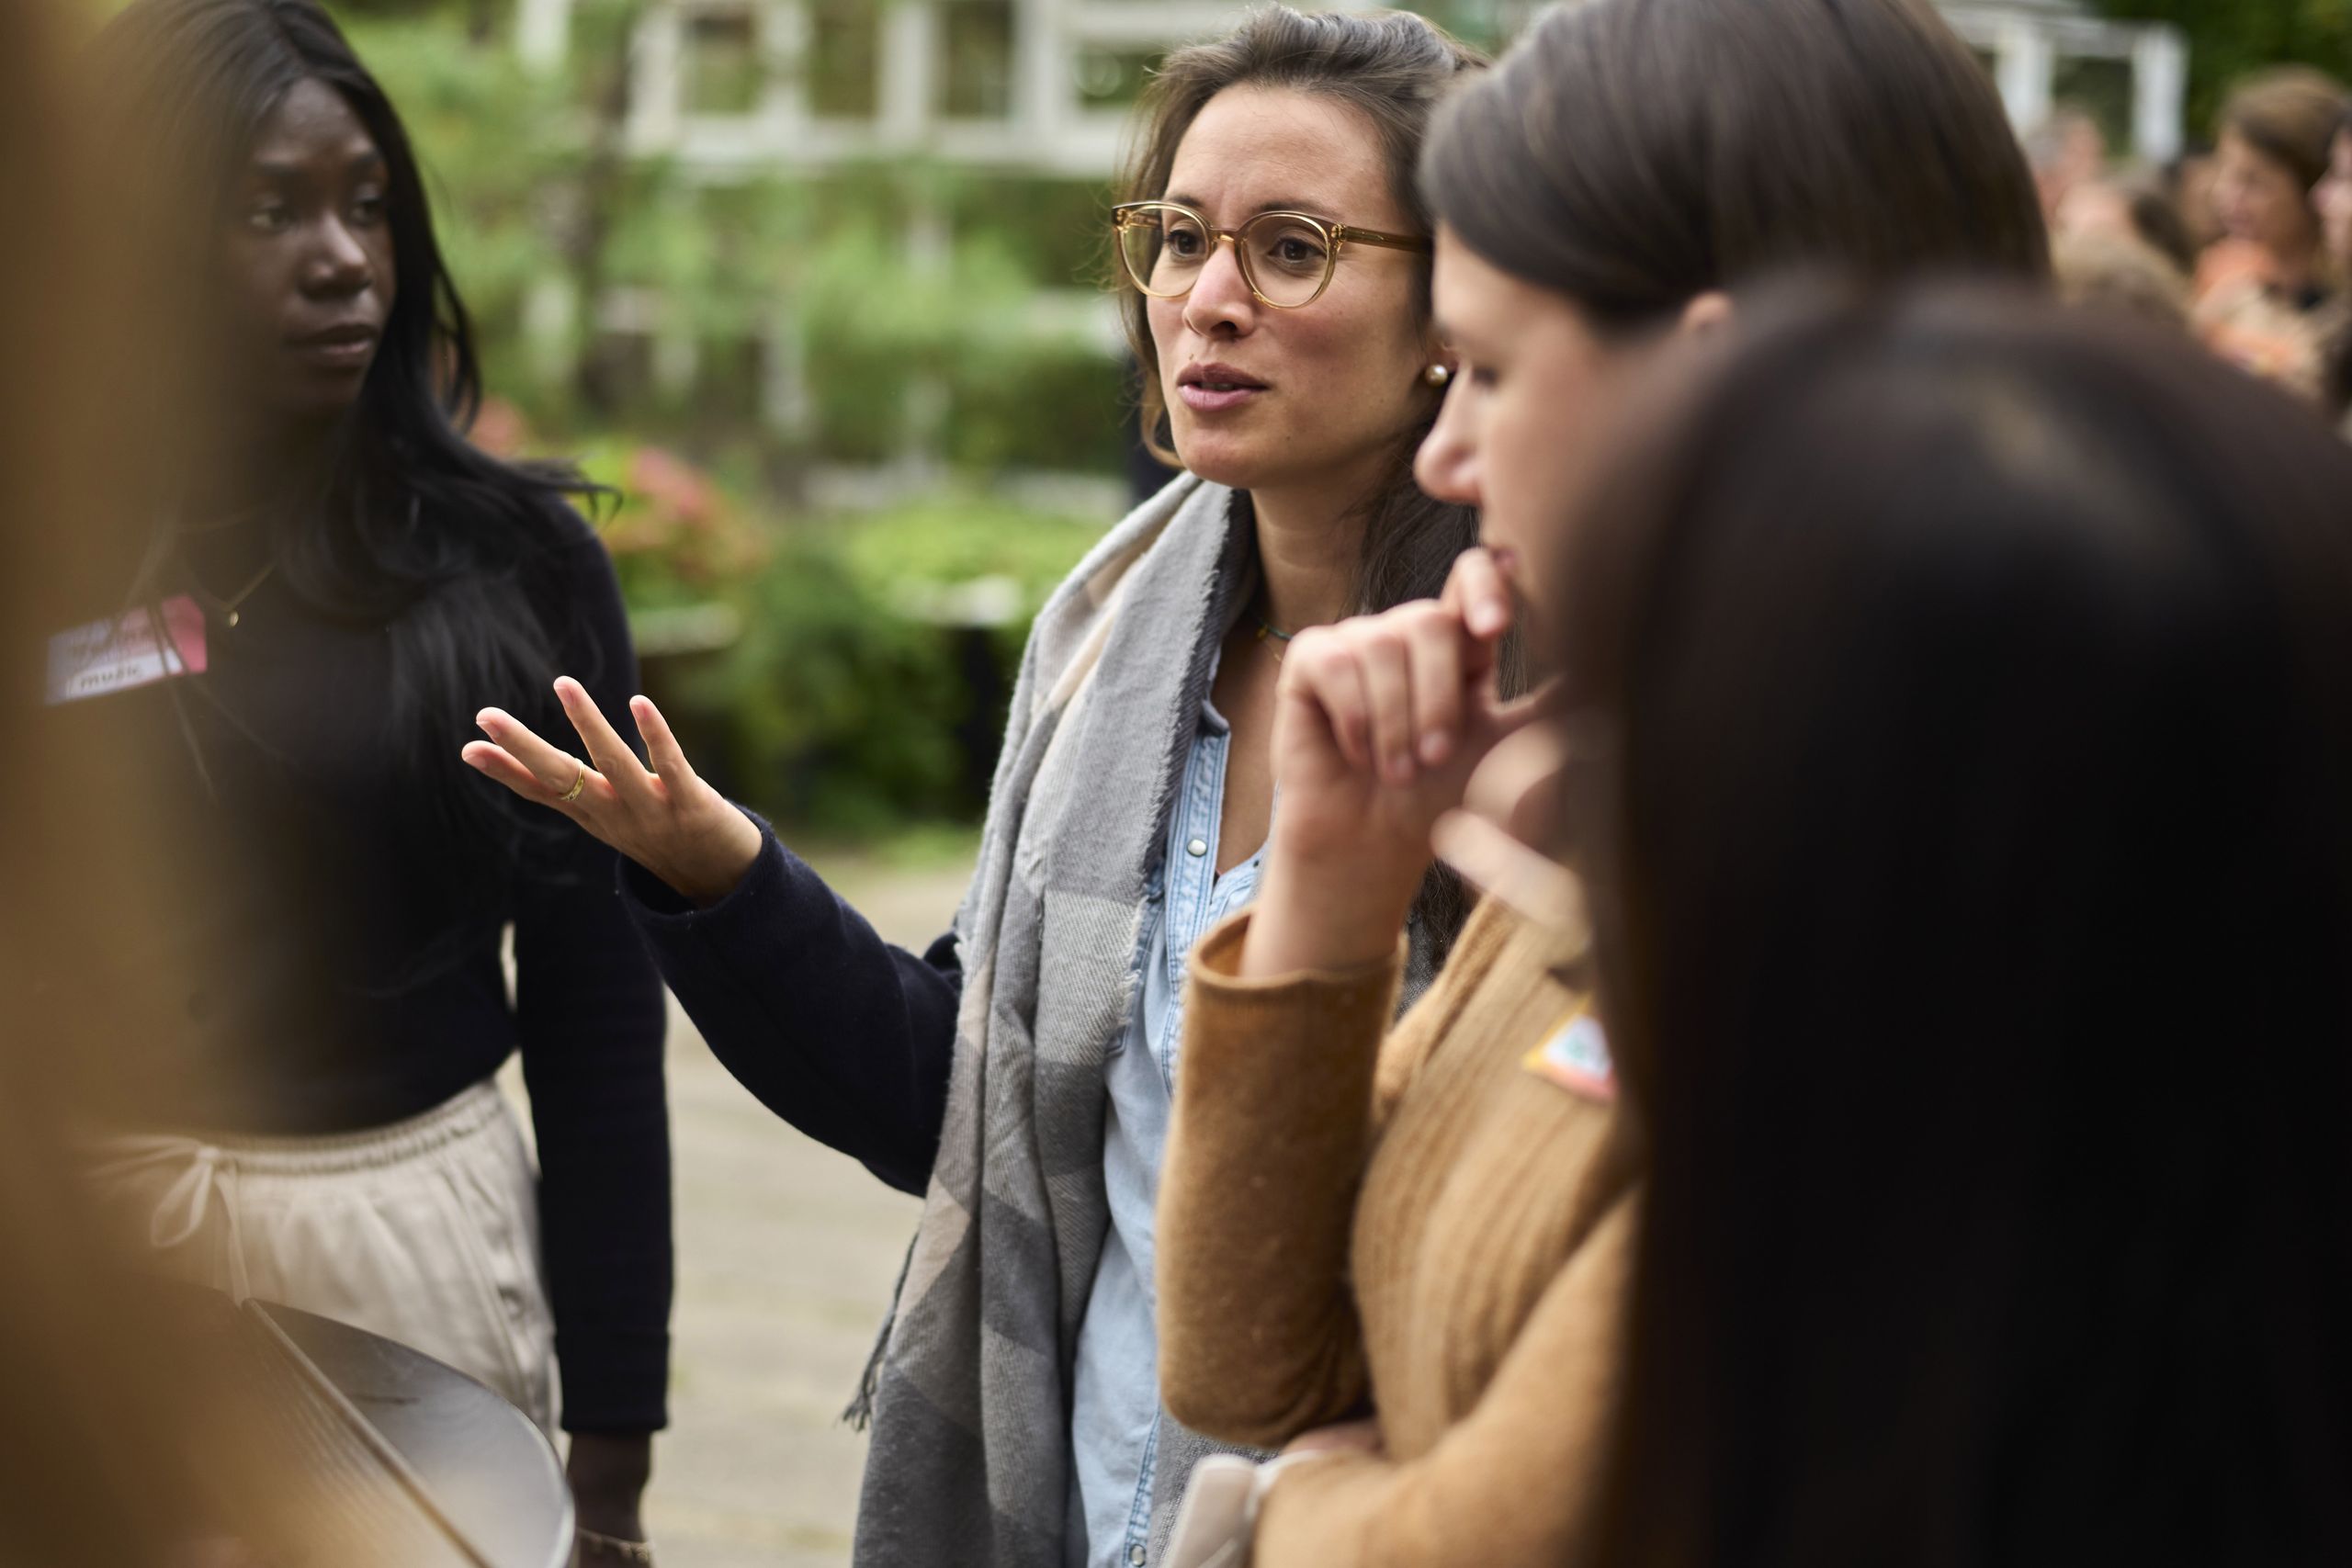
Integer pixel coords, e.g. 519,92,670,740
1524,1008,1615,1103
45,597,209,706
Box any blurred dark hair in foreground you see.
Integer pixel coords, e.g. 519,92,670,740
1566,283,2352,1566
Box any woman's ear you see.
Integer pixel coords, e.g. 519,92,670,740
1678,290,1734,340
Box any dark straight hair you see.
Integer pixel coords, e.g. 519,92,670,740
1115,5,1493,948
1560,286,2352,1567
1421,0,2050,329
93,0,602,925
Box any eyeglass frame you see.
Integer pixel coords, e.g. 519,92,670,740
1110,199,1431,310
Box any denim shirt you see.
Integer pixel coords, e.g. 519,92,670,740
1069,696,1263,1568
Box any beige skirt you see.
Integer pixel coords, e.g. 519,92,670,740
84,1077,558,1431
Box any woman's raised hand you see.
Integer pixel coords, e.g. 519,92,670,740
461,678,763,907
1431,721,1589,945
1241,547,1545,977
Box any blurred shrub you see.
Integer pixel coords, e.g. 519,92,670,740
947,175,1109,291
342,14,582,409
598,475,1106,834
353,16,1135,477
832,494,1106,608
2090,1,2352,130
578,436,768,605
946,347,1128,471
679,533,973,836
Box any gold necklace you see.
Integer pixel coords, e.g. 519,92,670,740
186,559,277,628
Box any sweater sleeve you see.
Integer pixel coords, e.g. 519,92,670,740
618,820,960,1197
1246,1196,1637,1568
511,519,674,1434
1157,909,1407,1448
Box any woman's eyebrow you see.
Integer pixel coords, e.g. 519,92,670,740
1161,192,1333,218
247,147,384,181
1433,315,1489,356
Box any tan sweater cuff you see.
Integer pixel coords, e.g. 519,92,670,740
1189,908,1407,1007
1181,908,1407,1113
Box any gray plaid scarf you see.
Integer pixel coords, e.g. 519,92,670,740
848,473,1257,1567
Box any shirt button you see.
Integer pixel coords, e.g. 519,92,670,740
1128,1548,1147,1566
1185,837,1207,858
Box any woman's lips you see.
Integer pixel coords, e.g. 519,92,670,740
1177,364,1267,414
1177,383,1264,413
291,328,380,370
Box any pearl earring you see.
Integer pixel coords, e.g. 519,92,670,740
1423,363,1453,389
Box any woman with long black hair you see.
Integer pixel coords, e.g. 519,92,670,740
60,2,670,1560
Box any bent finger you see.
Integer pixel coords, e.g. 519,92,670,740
1287,632,1373,769
1357,635,1419,784
1405,613,1466,767
1442,547,1515,644
1460,720,1568,842
1431,808,1589,944
1476,675,1562,743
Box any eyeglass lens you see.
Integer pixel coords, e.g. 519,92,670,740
1118,206,1334,307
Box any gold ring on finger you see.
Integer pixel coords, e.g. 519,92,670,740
559,765,587,803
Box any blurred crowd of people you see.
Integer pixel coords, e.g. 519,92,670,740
2043,68,2352,421
6,1,2351,1567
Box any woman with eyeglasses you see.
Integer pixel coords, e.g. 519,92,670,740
464,9,1485,1565
1154,2,2049,1562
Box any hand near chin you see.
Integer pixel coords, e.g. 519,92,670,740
1242,547,1546,977
461,678,763,907
1432,721,1589,943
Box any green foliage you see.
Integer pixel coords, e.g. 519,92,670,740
350,8,1128,471
946,348,1129,471
832,494,1106,604
2094,0,2352,131
330,5,1148,836
662,493,1105,833
341,13,582,400
788,167,1118,464
680,532,973,835
947,176,1113,290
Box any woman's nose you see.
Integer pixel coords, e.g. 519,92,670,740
1415,378,1481,506
305,217,374,296
1182,238,1257,337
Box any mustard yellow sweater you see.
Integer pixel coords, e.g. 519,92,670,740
1158,897,1639,1567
